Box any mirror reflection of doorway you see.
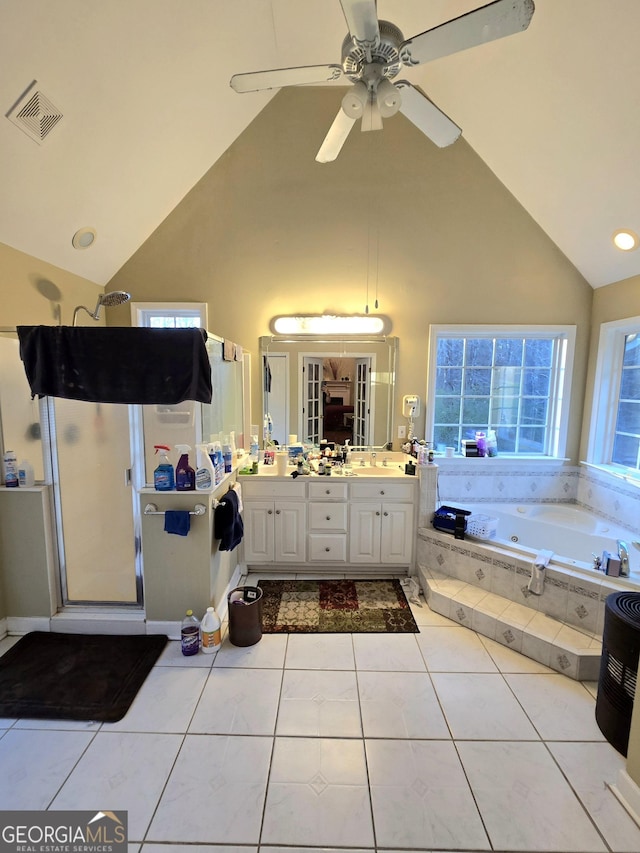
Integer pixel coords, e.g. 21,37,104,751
303,355,372,446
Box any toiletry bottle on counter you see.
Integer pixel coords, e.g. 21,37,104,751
18,460,35,487
153,445,175,491
201,606,221,653
486,430,498,457
175,445,195,491
222,438,233,474
181,609,200,656
195,444,215,491
3,450,18,487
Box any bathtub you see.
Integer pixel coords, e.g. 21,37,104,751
458,502,638,584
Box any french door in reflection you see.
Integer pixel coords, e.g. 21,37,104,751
48,397,142,605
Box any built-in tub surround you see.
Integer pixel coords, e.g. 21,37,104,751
414,463,640,679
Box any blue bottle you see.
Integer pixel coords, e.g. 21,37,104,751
175,444,195,491
153,445,175,491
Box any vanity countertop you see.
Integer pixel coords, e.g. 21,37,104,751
238,462,419,480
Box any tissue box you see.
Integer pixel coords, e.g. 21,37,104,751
461,440,479,457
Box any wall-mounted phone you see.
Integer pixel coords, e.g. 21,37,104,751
402,395,421,418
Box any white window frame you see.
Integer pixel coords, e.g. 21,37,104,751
588,315,640,478
130,301,208,329
426,324,576,458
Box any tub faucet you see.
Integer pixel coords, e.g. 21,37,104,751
617,540,630,577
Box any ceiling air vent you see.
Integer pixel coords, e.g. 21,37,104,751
6,80,63,145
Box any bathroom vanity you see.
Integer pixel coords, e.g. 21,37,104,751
239,466,418,572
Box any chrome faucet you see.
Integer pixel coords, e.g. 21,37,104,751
617,540,630,577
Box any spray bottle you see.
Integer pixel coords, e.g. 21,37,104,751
210,440,224,484
195,444,215,490
153,445,175,491
222,436,233,474
175,445,195,491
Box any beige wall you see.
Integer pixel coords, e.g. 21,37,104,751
108,88,593,457
0,241,102,328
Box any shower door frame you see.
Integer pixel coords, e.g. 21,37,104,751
42,397,145,609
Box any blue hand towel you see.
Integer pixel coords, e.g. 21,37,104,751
164,510,191,536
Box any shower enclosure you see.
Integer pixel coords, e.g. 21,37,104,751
0,329,247,612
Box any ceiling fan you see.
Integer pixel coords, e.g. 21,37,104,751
230,0,535,162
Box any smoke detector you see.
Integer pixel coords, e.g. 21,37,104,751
5,80,63,145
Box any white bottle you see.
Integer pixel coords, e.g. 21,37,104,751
18,459,35,487
201,606,221,653
3,450,18,487
195,444,215,490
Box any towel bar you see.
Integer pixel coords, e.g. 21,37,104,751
144,503,206,516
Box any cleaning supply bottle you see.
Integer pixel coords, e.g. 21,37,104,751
18,459,35,487
181,609,200,656
195,444,215,490
487,429,498,457
200,605,222,653
222,437,233,474
175,445,195,491
153,445,175,491
3,450,18,487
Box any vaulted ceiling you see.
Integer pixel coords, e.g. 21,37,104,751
1,1,639,288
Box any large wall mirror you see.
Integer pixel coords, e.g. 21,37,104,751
259,335,397,448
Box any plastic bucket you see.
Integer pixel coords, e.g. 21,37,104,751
227,585,263,647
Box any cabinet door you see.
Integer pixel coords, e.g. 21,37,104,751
349,502,382,563
243,501,275,563
274,501,306,562
380,502,414,564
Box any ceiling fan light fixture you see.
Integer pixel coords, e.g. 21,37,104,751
613,229,639,252
377,78,401,117
342,81,369,118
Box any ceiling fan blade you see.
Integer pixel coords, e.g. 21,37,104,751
230,64,343,93
340,0,380,47
316,108,357,163
396,82,461,148
399,0,535,66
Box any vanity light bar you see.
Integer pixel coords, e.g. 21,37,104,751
271,314,388,335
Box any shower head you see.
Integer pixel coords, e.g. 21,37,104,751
72,290,131,326
98,290,130,309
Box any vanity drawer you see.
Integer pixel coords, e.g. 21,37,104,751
308,534,347,562
308,482,348,501
309,502,348,532
241,480,306,500
349,482,416,501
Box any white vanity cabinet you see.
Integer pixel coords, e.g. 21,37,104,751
240,474,416,570
242,481,306,563
307,482,348,563
348,482,416,564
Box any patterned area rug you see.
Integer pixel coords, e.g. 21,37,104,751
258,578,419,634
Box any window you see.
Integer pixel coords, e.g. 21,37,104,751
427,325,575,457
130,302,208,329
590,317,640,478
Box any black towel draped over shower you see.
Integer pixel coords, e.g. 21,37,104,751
17,326,212,405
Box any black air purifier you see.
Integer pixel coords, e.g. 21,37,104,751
595,591,640,756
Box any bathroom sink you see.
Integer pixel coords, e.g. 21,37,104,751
348,465,408,477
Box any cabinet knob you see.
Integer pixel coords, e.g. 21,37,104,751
268,509,273,515
325,547,331,552
383,511,389,517
326,515,331,521
376,511,381,516
325,489,331,494
275,509,281,515
380,490,385,495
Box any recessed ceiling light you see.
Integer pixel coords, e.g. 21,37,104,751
72,227,97,250
612,229,639,252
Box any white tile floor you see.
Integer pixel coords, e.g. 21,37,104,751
1,577,640,853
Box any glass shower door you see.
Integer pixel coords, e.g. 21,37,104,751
48,397,142,605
